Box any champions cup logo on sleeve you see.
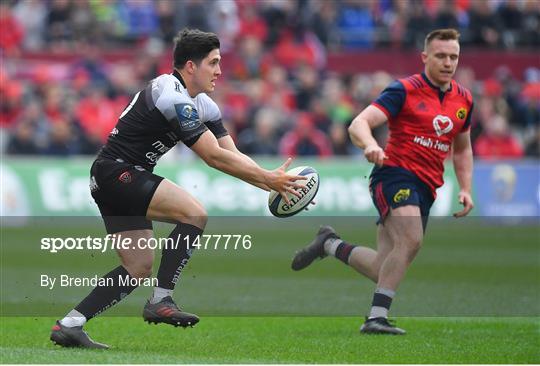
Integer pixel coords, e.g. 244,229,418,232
182,104,194,118
175,103,200,130
432,115,454,137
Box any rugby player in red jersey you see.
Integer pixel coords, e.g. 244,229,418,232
292,29,474,334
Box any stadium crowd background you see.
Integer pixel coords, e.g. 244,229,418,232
1,0,539,160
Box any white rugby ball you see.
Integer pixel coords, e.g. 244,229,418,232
268,166,320,218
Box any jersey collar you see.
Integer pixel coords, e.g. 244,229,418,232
172,69,187,88
421,72,453,102
421,72,452,93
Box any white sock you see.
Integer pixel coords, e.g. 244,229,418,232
60,310,86,327
323,237,342,256
150,287,173,304
369,306,388,319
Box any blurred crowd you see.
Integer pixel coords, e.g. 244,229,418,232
1,0,539,160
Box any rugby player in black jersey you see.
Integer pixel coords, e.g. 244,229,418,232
50,29,305,349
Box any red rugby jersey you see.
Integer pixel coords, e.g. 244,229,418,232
372,73,473,198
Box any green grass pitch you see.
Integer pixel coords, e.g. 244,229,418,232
1,217,539,363
1,317,538,363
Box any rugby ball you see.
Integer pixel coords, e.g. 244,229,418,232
268,166,320,218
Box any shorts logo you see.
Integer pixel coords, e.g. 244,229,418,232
456,107,467,120
393,188,411,203
118,171,132,184
433,115,453,137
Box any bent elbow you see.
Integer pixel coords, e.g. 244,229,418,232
347,124,356,139
348,123,361,143
204,155,218,169
197,149,216,168
205,152,223,170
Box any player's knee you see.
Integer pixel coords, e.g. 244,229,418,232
130,265,153,280
179,205,207,229
125,260,153,279
194,206,208,228
405,238,422,262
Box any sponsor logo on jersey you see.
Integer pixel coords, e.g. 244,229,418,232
456,107,467,120
145,140,171,164
413,135,450,152
432,114,453,136
393,188,411,203
118,171,132,184
110,127,119,136
145,152,159,164
151,140,169,154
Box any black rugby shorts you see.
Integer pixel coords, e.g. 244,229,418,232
89,158,164,234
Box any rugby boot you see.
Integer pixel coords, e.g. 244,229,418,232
143,296,199,327
291,225,339,271
360,317,406,335
50,320,109,349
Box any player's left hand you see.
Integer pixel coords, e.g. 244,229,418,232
453,190,474,218
268,157,307,205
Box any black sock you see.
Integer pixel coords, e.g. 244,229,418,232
335,242,356,264
372,292,393,309
369,289,395,319
74,265,138,320
156,223,202,290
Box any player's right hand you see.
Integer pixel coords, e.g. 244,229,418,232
364,144,387,166
266,158,307,205
453,190,474,218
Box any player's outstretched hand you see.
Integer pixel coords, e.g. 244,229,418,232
267,158,307,205
364,144,387,166
453,190,474,218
